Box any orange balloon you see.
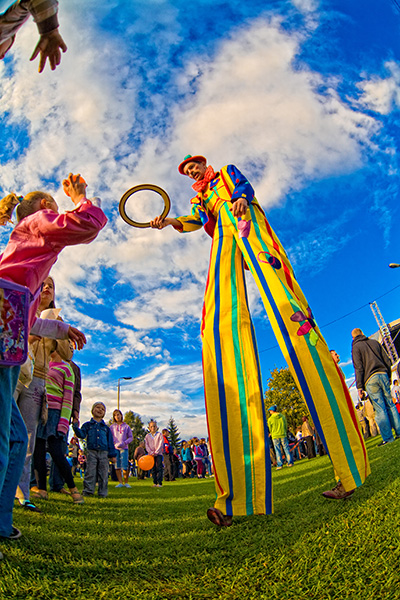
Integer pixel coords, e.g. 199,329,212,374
138,454,154,470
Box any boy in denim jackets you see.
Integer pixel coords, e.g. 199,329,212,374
73,402,116,497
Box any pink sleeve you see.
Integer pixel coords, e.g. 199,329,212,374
32,202,107,249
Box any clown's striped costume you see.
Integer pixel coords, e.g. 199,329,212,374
174,165,369,517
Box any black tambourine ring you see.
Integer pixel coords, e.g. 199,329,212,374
119,184,171,228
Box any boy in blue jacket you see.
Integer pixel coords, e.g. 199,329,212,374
73,402,116,497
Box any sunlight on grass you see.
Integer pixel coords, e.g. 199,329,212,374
1,438,400,599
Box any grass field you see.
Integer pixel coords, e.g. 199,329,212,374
1,436,400,600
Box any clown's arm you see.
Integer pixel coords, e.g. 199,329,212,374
150,202,204,233
226,165,255,218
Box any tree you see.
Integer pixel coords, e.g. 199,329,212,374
123,411,147,459
264,367,311,432
167,416,181,450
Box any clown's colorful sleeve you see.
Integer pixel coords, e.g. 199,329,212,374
174,197,207,233
224,165,255,204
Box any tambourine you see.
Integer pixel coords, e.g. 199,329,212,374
119,184,171,228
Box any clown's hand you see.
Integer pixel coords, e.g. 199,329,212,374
150,216,179,229
230,197,249,218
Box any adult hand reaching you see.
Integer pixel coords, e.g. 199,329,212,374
30,29,67,73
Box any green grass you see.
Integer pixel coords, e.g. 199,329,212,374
1,436,400,600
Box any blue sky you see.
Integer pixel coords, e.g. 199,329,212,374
0,0,400,437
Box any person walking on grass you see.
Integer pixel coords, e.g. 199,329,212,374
73,403,117,498
33,349,84,504
301,416,316,459
144,420,164,488
267,406,293,470
351,328,400,446
110,410,133,489
162,428,175,482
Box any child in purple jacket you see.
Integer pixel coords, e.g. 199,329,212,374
109,410,133,488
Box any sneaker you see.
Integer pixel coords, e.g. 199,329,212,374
0,526,22,540
115,483,124,488
378,440,393,446
23,501,42,513
156,484,162,488
124,484,131,488
152,484,158,488
287,464,294,468
322,481,355,500
276,466,282,471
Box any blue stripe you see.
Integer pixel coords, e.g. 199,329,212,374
241,233,329,455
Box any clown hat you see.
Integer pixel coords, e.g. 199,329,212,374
178,154,207,174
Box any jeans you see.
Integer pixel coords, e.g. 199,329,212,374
0,366,28,536
366,373,400,442
152,455,164,485
84,449,109,497
272,437,293,468
116,448,129,471
14,376,44,501
49,434,68,491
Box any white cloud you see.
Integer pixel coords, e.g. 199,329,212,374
358,61,400,115
77,362,207,438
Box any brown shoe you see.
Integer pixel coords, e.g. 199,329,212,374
30,487,48,500
70,491,84,504
206,507,233,527
322,481,355,500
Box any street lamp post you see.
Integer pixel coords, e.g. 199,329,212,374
117,377,132,411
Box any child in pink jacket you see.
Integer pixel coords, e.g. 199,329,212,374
0,174,107,541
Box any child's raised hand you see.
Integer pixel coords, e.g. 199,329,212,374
67,326,87,350
63,173,87,205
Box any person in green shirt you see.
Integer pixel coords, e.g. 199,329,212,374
267,405,294,470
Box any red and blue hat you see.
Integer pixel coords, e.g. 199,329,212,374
178,154,207,175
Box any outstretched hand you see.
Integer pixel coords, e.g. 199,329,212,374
68,326,86,350
62,173,87,206
150,216,180,229
30,30,67,73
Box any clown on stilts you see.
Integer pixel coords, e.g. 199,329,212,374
150,155,370,527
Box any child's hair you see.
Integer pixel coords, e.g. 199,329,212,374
112,409,123,422
16,192,55,223
0,191,55,225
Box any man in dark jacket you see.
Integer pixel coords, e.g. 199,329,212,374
351,328,400,445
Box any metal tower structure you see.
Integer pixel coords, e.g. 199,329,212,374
370,301,399,364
